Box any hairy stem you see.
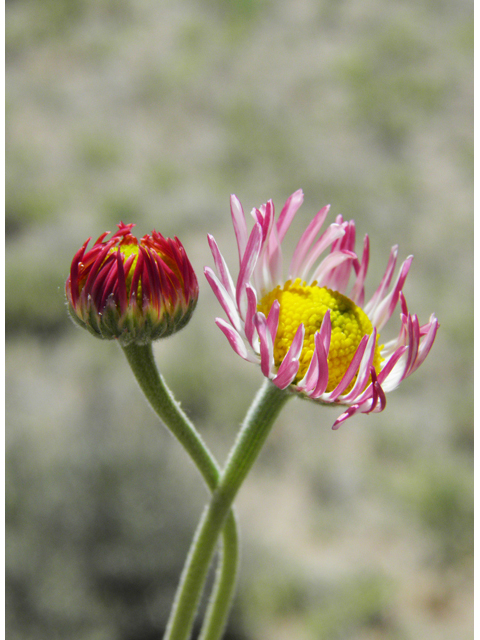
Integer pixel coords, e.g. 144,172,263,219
121,342,239,640
163,379,291,640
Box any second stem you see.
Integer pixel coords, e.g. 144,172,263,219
164,379,291,640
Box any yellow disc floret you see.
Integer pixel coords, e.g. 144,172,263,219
257,279,383,392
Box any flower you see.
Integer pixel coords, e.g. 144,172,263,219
66,222,199,345
205,190,438,428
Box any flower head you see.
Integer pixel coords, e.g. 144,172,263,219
205,190,438,428
66,222,199,345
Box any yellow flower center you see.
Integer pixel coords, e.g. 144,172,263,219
117,242,140,261
257,279,383,392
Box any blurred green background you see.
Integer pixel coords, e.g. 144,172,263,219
5,0,473,638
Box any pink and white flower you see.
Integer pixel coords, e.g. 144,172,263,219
205,190,438,428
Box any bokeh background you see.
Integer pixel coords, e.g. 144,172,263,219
6,0,473,638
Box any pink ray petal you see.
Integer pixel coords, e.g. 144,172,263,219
318,308,332,354
252,201,274,246
332,404,362,429
328,333,370,401
273,360,299,389
236,223,263,317
262,200,275,244
309,331,330,398
254,201,279,292
266,299,280,342
296,340,320,392
276,189,304,243
364,245,398,316
312,250,356,288
273,324,304,388
297,311,331,394
370,256,413,330
266,224,283,288
207,234,236,300
364,368,387,414
404,314,420,376
289,205,330,277
377,345,408,386
410,315,439,374
340,331,378,403
327,221,357,293
244,284,258,347
254,312,275,378
230,194,248,264
204,267,242,333
215,318,256,362
399,291,409,317
350,234,370,306
295,223,346,282
332,379,385,429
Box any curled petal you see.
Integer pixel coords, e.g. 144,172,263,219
412,315,439,373
275,189,304,243
339,331,378,403
309,331,330,398
404,314,420,376
273,361,299,389
230,194,248,264
265,224,283,289
328,333,371,401
326,220,357,292
295,223,346,282
364,246,398,317
350,234,370,306
370,256,413,330
297,310,331,393
236,223,263,317
254,313,275,378
376,346,408,392
313,250,356,287
332,404,361,429
332,369,386,429
215,319,257,362
274,324,305,389
289,205,330,277
244,284,258,347
204,267,242,333
255,200,275,244
365,368,387,414
266,300,280,343
207,234,237,301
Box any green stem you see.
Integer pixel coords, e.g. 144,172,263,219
121,342,219,489
163,379,291,640
120,342,239,640
198,511,239,640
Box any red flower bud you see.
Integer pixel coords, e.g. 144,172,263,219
66,222,199,345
